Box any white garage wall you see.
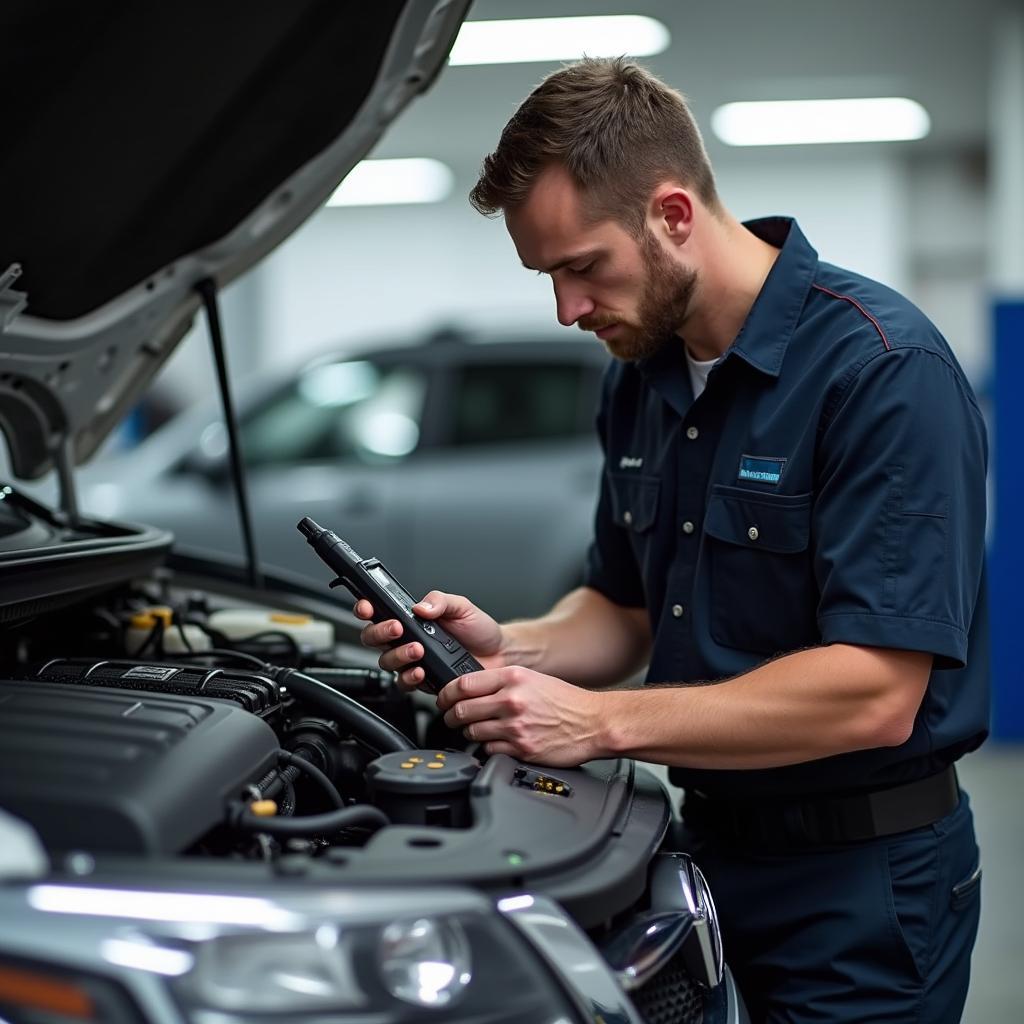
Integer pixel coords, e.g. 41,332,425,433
263,149,909,367
718,152,908,293
157,149,910,406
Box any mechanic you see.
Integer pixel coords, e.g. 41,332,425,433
357,58,988,1023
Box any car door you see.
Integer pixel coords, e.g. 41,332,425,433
239,355,432,583
405,351,605,621
128,355,431,589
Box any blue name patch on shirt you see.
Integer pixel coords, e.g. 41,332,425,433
738,455,786,485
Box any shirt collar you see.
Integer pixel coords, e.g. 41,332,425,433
634,217,817,414
724,217,818,378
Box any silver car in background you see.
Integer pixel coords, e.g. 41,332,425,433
79,328,608,621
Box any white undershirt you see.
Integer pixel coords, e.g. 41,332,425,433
686,349,718,400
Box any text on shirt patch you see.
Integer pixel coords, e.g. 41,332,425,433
738,454,786,485
619,456,644,469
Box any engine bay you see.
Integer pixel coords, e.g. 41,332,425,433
0,573,671,928
1,576,419,859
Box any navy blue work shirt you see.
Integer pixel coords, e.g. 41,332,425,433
583,218,990,799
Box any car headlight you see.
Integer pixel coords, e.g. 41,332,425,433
19,883,581,1023
168,912,569,1023
170,917,473,1014
379,917,472,1007
171,926,365,1014
27,885,560,1024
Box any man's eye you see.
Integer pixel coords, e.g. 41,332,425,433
571,261,596,276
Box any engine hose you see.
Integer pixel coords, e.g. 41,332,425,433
278,750,344,809
278,780,296,818
262,765,301,802
231,803,390,837
273,669,413,754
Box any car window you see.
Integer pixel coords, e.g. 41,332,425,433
240,360,426,467
450,362,591,446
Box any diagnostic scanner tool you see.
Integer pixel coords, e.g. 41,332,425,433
297,517,483,694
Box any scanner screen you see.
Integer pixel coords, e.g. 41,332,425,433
369,565,415,614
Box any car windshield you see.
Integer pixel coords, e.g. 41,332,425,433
240,360,426,466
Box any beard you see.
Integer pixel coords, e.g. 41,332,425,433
579,229,698,361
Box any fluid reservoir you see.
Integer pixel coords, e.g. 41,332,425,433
207,609,334,653
366,750,479,828
124,607,213,656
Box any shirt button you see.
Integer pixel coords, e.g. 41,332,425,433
623,510,633,526
671,604,685,618
686,426,699,440
747,526,759,541
682,520,695,534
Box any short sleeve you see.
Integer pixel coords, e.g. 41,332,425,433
813,348,988,669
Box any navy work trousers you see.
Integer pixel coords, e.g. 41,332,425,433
683,792,982,1023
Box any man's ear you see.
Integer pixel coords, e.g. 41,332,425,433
650,186,694,246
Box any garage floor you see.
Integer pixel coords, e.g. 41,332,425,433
647,744,1024,1022
959,745,1024,1023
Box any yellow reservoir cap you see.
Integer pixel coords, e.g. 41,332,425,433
269,612,312,625
248,800,278,817
128,606,174,629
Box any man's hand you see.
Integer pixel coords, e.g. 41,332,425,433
437,667,607,767
355,590,506,691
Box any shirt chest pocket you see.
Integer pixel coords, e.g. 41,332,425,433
609,472,661,573
610,472,660,530
704,485,819,655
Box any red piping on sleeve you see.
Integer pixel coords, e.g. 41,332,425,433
812,283,892,352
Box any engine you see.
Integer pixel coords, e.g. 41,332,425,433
0,673,280,854
0,580,471,860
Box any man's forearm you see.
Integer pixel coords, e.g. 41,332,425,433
500,586,651,688
598,643,931,769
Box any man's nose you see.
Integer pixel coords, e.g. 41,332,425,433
554,283,595,327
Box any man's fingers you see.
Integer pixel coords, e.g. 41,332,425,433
378,642,423,673
460,719,510,743
482,741,519,757
395,666,425,692
353,599,375,621
436,670,505,711
412,590,475,620
359,619,404,649
442,693,508,729
412,590,450,618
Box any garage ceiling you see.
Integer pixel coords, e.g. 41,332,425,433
377,0,999,172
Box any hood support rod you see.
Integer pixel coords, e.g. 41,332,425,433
54,435,80,528
196,278,262,589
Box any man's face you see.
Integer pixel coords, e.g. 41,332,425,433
506,164,697,361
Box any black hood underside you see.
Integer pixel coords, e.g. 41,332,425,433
1,0,404,321
0,0,468,482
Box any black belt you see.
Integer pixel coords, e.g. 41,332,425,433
682,765,959,849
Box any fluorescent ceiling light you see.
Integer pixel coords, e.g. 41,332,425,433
711,98,931,146
326,159,453,207
449,16,669,66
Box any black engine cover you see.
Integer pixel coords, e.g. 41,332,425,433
0,679,278,854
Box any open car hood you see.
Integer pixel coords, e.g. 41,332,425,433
0,0,470,481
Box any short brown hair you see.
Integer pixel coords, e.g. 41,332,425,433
469,57,719,234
